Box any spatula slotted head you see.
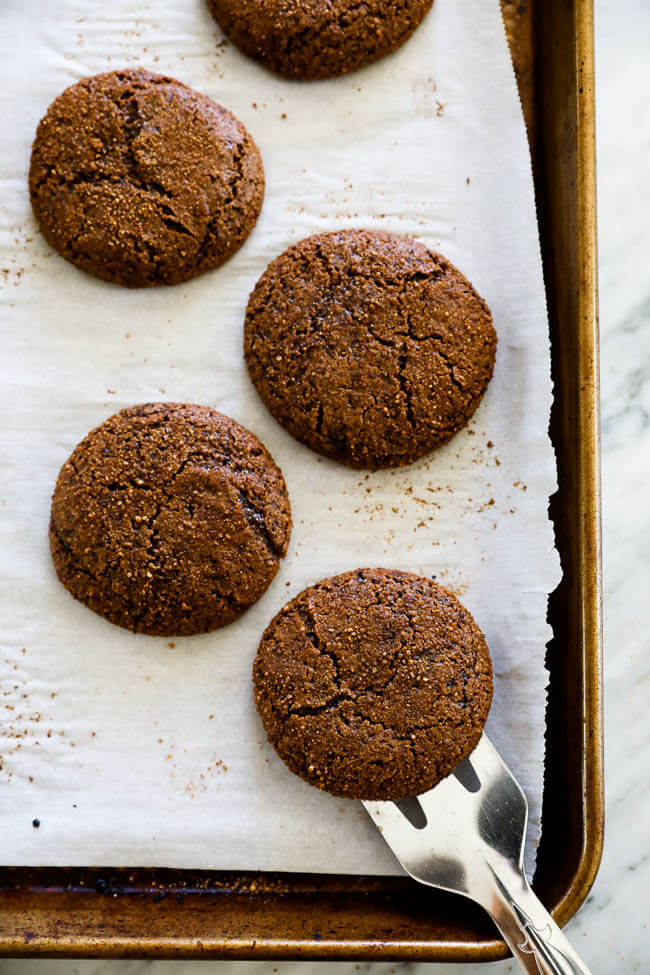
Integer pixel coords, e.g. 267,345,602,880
363,735,528,898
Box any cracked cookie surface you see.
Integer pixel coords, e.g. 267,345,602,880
253,567,493,799
207,0,434,80
50,403,291,636
244,230,497,469
29,69,264,287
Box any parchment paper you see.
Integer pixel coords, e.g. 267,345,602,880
0,0,560,878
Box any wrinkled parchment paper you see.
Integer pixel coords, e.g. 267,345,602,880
0,0,560,878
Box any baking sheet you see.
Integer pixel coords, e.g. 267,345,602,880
0,0,560,878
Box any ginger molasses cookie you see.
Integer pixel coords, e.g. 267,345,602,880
244,230,497,469
207,0,434,80
253,568,493,800
29,69,264,287
50,404,291,636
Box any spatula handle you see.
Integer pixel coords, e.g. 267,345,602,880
482,861,592,975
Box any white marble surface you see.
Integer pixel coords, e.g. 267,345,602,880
1,0,649,972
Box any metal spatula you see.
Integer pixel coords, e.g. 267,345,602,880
363,734,592,974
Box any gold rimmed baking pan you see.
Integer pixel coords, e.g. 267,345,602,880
0,0,602,961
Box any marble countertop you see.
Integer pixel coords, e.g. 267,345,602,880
1,0,648,972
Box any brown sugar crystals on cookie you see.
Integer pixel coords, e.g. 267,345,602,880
244,230,497,469
50,403,291,636
207,0,434,80
253,568,493,800
29,69,264,287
